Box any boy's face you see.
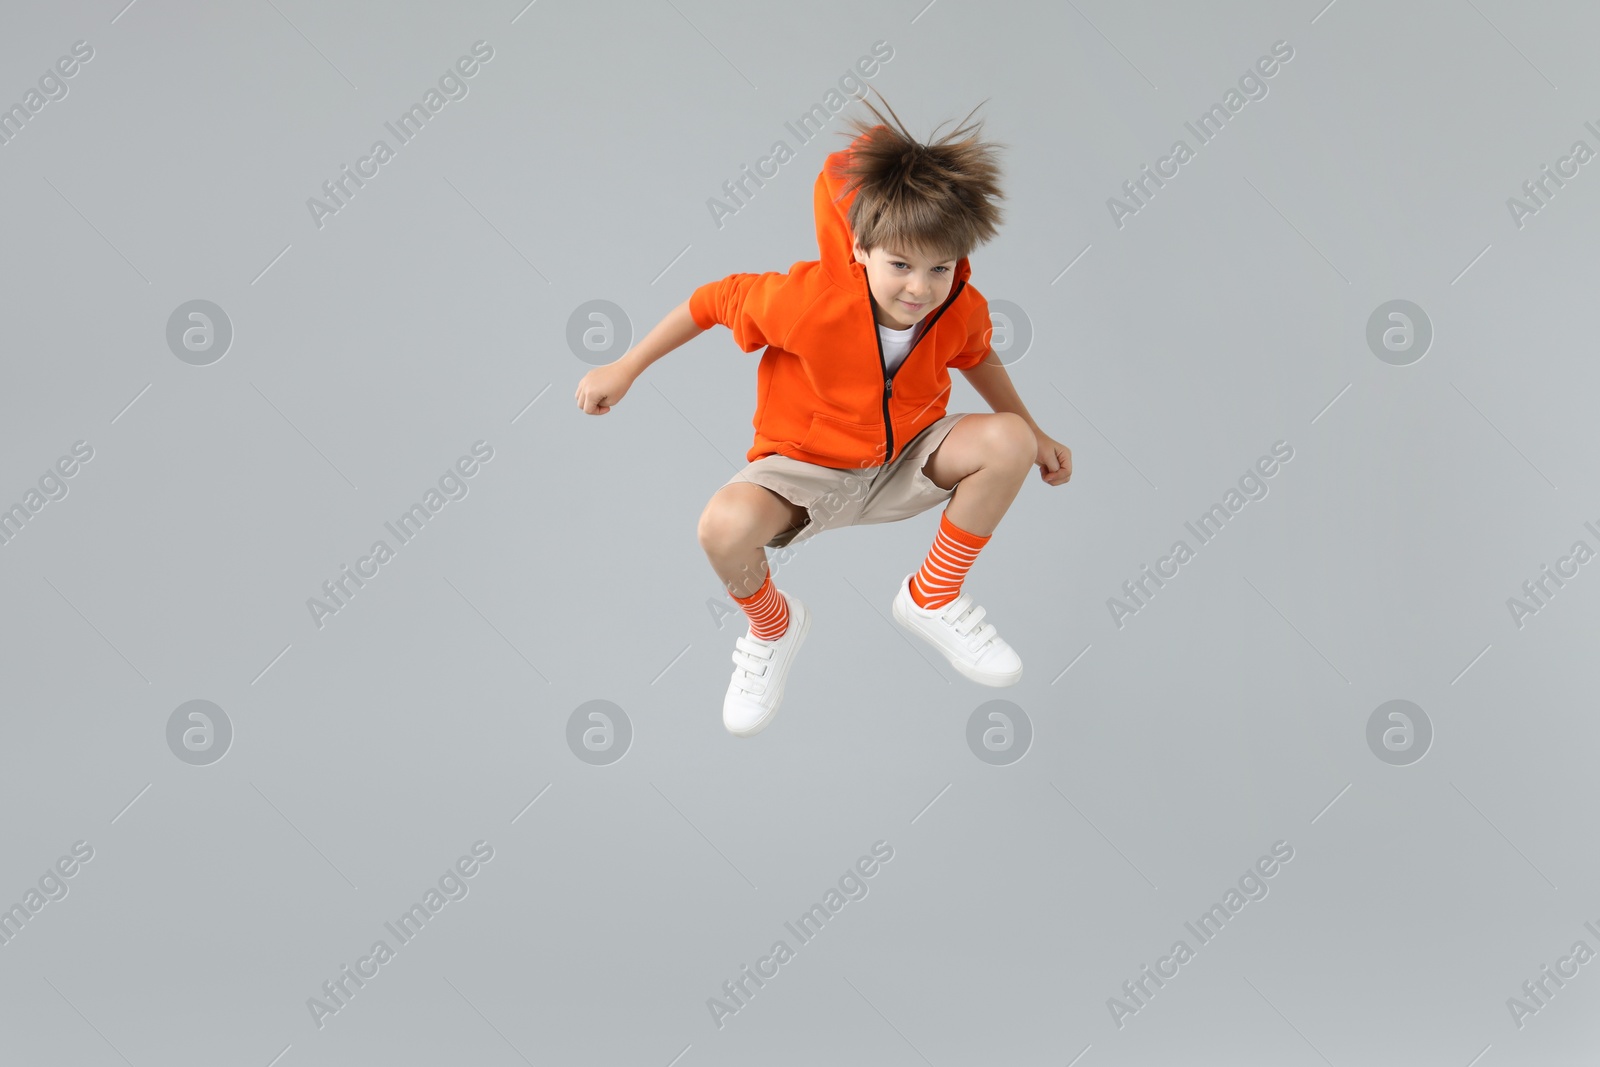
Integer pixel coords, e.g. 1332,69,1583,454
852,241,958,329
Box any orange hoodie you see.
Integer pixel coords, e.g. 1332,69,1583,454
689,129,993,470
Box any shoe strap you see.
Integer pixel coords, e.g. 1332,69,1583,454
943,596,981,634
968,621,999,651
731,637,774,694
732,648,771,673
734,633,776,658
729,656,767,696
939,594,972,623
942,596,998,650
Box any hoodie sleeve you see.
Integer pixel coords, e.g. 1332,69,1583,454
946,289,994,370
688,272,793,353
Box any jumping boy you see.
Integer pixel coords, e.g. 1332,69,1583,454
575,96,1072,737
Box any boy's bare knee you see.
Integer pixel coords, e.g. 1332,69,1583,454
987,413,1036,469
698,487,764,554
696,502,736,554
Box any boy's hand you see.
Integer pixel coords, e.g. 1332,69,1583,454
575,361,636,415
1034,431,1072,486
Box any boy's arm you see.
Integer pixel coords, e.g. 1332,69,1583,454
618,299,705,380
578,271,782,415
957,351,1043,434
576,299,705,415
618,272,788,380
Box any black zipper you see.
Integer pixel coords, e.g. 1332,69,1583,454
869,277,966,466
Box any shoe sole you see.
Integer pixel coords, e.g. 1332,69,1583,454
726,602,811,738
893,590,1022,687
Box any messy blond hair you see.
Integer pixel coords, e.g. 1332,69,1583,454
830,90,1006,265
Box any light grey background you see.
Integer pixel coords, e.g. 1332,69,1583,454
2,0,1598,1064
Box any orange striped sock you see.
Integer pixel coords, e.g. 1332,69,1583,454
909,510,991,610
731,571,790,641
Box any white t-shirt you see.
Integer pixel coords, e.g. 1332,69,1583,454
879,321,921,377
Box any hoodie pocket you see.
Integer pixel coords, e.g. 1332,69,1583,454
797,411,883,468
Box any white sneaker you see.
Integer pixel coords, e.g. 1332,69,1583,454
723,594,811,737
891,573,1022,686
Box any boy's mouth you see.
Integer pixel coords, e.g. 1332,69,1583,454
899,299,925,312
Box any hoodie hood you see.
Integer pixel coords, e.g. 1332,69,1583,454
814,128,974,296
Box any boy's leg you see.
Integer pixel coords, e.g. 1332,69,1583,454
920,412,1036,535
698,482,808,596
911,412,1035,609
699,483,810,641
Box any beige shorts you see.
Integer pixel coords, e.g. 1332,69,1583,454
724,413,972,550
